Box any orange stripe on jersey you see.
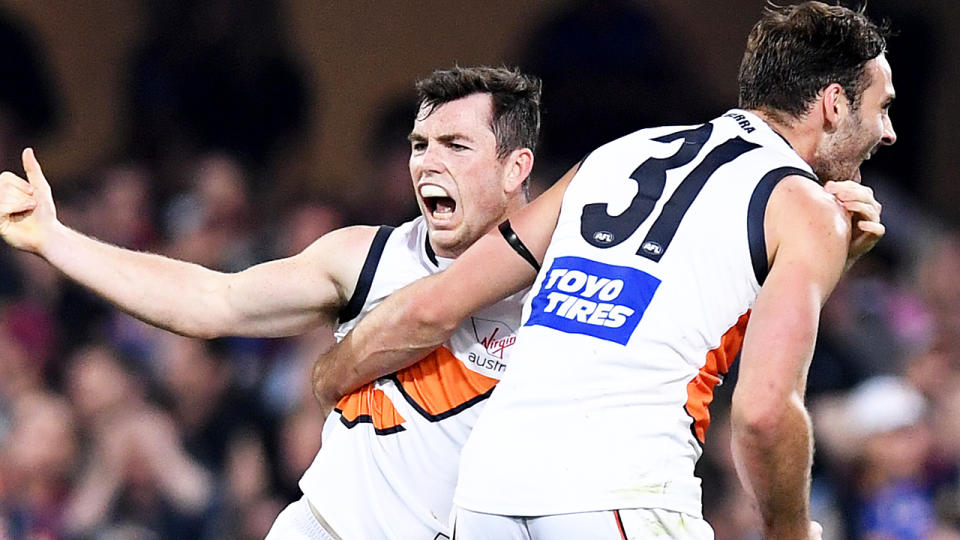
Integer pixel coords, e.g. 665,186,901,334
394,346,498,421
685,311,751,444
336,384,406,435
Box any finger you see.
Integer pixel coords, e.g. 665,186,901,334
825,180,876,205
840,200,880,221
835,191,881,215
0,192,38,215
823,180,843,195
0,176,37,212
0,171,35,196
857,220,885,237
824,179,859,197
21,148,50,191
809,520,823,539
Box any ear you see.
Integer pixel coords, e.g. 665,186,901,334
821,82,848,131
502,147,535,194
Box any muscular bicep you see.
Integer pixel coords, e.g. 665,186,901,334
221,226,376,336
737,176,850,408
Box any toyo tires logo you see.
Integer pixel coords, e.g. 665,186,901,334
524,256,660,345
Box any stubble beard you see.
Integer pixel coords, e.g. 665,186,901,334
814,111,876,184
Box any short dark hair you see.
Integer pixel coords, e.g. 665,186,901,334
416,66,542,159
738,1,889,121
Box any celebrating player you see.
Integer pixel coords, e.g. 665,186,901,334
0,66,539,539
314,3,892,539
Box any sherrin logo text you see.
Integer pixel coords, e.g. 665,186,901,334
525,256,661,345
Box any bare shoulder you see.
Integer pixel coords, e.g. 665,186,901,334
299,224,382,301
766,175,851,263
307,224,381,253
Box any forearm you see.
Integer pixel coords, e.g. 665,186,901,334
313,276,457,404
731,393,813,539
311,206,552,405
40,222,231,337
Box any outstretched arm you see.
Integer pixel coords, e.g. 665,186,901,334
731,176,851,540
0,148,369,338
313,165,578,407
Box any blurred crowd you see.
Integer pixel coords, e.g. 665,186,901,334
0,151,363,539
1,2,958,539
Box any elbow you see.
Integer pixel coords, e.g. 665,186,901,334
312,377,337,408
730,390,807,445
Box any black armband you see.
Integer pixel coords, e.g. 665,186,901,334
498,220,541,272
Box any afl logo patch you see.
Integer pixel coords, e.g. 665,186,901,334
641,241,663,256
592,230,615,244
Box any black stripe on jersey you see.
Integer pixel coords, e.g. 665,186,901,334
334,407,407,435
747,167,819,285
638,136,760,262
580,149,595,166
499,220,541,272
390,373,496,422
424,230,440,267
338,225,395,324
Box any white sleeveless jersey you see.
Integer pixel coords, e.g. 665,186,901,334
299,217,526,539
454,109,817,518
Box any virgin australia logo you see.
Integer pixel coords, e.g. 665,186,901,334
471,318,517,359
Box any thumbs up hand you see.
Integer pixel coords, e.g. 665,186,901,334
0,148,60,254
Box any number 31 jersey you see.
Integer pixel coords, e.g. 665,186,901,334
454,109,817,518
299,217,526,539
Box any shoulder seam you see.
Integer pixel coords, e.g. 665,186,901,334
747,167,818,285
337,225,395,323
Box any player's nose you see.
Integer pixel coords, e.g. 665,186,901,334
418,143,445,174
881,116,896,146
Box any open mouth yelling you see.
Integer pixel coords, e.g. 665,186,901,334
420,184,457,220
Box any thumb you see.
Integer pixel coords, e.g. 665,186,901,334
22,148,50,191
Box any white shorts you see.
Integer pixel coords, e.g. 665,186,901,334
265,496,342,540
451,506,714,540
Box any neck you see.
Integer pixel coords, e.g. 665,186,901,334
748,108,820,166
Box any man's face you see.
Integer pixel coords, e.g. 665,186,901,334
815,54,897,183
409,93,520,258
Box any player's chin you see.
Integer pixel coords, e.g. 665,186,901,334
425,227,462,254
425,212,458,234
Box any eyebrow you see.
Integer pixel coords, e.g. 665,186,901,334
437,133,474,144
406,132,475,144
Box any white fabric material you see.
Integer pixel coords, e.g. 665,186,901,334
455,110,814,518
452,506,714,539
265,496,338,540
298,217,526,539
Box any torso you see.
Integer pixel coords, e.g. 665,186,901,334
299,217,527,539
454,109,816,518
